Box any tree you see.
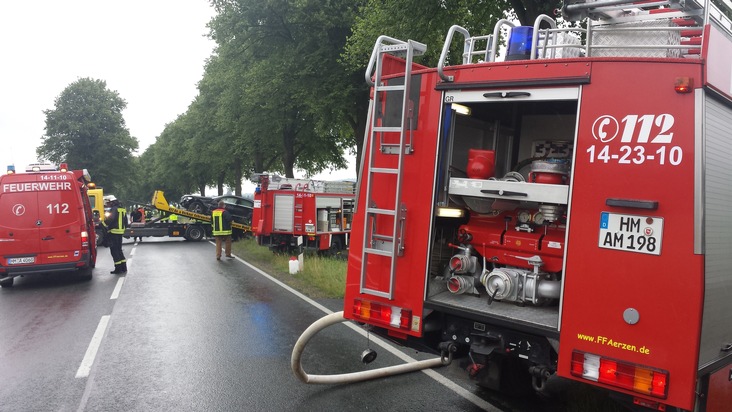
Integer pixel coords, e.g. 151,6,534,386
341,0,562,172
509,0,562,26
208,0,359,178
37,78,138,193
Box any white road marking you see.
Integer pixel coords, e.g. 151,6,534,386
225,249,496,411
110,278,125,300
75,315,111,378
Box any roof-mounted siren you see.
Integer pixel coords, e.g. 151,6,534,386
82,168,92,183
59,163,68,172
6,165,15,175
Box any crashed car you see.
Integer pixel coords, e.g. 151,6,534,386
179,194,253,225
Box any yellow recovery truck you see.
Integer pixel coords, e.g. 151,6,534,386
122,191,251,241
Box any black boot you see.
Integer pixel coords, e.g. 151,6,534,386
110,264,120,274
120,262,127,273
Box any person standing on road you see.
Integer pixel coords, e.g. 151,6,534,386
212,200,234,260
104,197,128,274
130,206,144,242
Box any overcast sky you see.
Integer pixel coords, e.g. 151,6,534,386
0,0,215,171
0,0,355,189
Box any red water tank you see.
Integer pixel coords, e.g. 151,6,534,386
467,149,495,179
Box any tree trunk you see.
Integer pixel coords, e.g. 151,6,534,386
233,161,242,196
217,171,225,196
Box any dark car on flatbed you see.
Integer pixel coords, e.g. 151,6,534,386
179,194,253,225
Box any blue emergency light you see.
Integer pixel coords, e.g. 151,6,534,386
505,26,534,61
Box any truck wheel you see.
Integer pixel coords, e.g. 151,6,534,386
328,237,345,259
0,277,13,288
77,267,93,281
185,225,205,241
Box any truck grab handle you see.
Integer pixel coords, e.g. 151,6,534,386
606,198,659,210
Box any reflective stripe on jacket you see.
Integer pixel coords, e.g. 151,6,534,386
109,208,127,234
212,208,232,236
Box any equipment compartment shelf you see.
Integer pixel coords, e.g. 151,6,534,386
449,177,569,205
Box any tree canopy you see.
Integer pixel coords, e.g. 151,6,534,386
37,78,138,194
35,1,564,200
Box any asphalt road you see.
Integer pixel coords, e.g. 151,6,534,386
2,237,556,412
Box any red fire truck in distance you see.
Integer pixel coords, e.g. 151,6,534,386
251,174,356,255
341,1,732,410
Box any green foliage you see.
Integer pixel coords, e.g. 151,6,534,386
38,78,139,194
138,0,564,192
30,2,567,203
343,0,562,71
202,0,361,178
343,0,509,70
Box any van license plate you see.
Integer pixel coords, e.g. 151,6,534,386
8,257,35,265
598,212,663,256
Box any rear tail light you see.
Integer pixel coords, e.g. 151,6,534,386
81,229,89,248
571,350,668,399
352,298,412,330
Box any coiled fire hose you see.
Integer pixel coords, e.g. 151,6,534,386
291,311,452,384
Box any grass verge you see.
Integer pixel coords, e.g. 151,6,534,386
231,237,347,299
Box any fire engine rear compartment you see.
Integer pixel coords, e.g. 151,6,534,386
424,90,579,336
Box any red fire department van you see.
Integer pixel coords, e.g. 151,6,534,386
0,163,97,287
252,174,355,255
333,1,732,411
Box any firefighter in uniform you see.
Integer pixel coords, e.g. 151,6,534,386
104,197,128,274
212,200,234,260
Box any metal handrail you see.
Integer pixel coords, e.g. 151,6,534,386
490,19,518,62
365,36,413,87
437,25,471,82
531,14,559,59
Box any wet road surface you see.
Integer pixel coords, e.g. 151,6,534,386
2,237,539,411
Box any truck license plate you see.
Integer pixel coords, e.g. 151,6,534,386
8,256,35,265
598,212,663,256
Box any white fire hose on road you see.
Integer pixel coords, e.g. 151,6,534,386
291,311,452,384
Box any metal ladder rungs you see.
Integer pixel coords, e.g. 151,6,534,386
375,85,406,92
372,233,394,242
371,167,399,175
380,43,410,53
373,126,403,133
380,41,427,56
360,35,422,300
360,287,391,299
364,247,394,258
366,207,397,216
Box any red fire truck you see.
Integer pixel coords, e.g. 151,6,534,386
335,1,732,411
0,163,97,287
252,174,356,255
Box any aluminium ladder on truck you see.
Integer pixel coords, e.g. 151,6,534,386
359,37,426,300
